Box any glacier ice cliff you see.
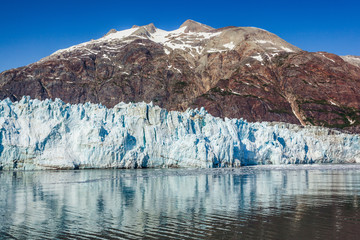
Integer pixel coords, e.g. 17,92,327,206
0,97,359,170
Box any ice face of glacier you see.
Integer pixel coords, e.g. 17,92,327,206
0,97,359,170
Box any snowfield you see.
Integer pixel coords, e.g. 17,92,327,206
0,97,359,170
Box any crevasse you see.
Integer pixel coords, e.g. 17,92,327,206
0,97,359,170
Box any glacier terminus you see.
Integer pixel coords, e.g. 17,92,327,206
0,97,359,170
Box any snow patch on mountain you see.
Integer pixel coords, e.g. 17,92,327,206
319,52,335,63
223,42,235,50
42,20,300,61
102,27,140,40
47,24,223,59
341,55,360,67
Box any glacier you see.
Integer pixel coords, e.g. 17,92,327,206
0,97,359,170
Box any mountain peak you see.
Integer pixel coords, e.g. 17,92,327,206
104,29,117,37
179,19,214,33
130,23,157,38
143,23,156,33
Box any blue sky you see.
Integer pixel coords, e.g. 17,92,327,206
1,0,359,72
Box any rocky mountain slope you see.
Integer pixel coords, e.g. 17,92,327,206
1,20,360,133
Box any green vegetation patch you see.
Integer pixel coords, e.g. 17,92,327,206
173,81,189,93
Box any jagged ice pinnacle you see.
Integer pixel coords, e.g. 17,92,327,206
0,97,359,170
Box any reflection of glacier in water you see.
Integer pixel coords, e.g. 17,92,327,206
1,165,360,239
0,97,359,170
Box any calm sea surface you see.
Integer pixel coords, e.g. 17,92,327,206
1,165,360,239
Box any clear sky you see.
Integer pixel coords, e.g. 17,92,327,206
1,0,359,72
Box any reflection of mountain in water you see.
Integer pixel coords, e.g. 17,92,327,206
1,167,360,239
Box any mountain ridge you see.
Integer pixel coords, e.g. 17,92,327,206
1,20,360,133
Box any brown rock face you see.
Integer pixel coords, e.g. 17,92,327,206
1,20,360,133
179,19,214,33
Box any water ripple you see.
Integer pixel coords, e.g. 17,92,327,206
1,166,360,239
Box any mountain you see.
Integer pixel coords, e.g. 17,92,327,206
1,20,360,133
0,97,359,170
341,55,360,68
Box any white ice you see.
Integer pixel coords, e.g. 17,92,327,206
0,97,359,170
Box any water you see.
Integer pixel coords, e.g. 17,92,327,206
1,165,360,239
